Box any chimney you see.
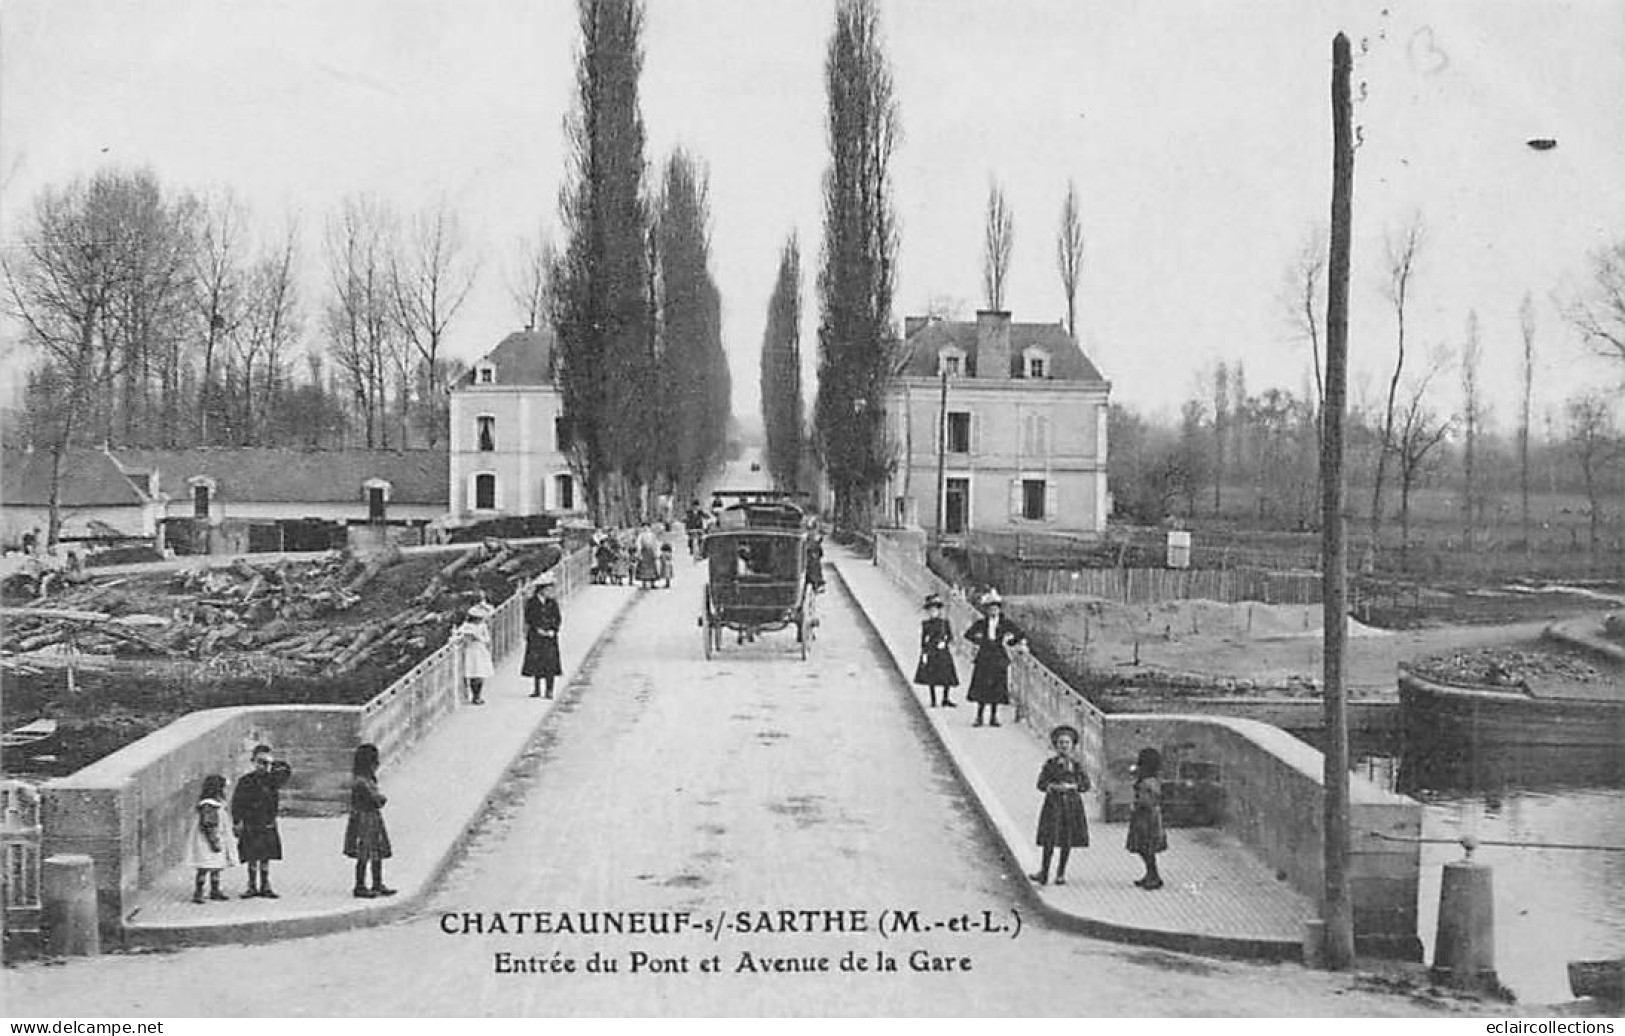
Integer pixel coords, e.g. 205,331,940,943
976,310,1011,379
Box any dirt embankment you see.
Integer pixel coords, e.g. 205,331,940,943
1006,593,1616,709
2,541,561,776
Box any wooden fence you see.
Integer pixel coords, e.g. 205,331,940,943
964,553,1323,605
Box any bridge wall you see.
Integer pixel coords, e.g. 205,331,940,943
37,546,589,937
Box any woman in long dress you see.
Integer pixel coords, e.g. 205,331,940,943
963,590,1025,727
913,593,959,707
1030,725,1090,885
522,575,562,699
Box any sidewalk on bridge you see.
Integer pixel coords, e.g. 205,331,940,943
121,579,641,946
829,546,1315,960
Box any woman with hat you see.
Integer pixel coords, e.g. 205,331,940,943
963,590,1025,727
522,572,563,699
454,597,496,705
913,593,959,707
1126,747,1168,890
1031,725,1091,885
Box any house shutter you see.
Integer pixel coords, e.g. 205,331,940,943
1008,478,1021,518
1038,415,1050,459
971,411,982,454
1045,482,1058,522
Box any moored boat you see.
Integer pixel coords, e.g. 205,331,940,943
1399,671,1625,751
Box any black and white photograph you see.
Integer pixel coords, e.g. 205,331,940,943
2,0,1623,1020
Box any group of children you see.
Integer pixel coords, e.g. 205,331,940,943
913,591,1167,890
591,527,674,588
185,741,397,904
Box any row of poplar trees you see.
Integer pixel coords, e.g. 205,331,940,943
759,0,901,529
552,0,731,524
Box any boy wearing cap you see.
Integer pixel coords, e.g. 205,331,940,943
913,593,959,707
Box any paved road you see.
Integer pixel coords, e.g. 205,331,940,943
6,558,1469,1016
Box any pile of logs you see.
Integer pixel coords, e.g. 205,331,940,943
1,539,553,680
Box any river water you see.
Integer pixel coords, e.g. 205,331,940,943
1335,734,1625,1006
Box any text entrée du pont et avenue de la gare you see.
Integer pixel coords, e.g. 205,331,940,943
437,907,1022,977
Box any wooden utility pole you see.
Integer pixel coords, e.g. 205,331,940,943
1321,31,1357,969
934,369,949,540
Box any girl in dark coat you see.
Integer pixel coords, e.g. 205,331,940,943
1030,725,1091,885
963,591,1025,727
1126,746,1168,890
522,575,563,698
344,743,395,898
913,594,959,708
230,744,292,898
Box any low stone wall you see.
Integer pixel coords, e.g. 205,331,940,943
1100,714,1422,959
40,706,360,933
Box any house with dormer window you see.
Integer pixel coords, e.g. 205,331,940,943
882,310,1111,537
446,328,584,524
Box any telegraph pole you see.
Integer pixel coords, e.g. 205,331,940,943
1321,31,1357,969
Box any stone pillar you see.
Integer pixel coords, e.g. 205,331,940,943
42,854,100,956
1432,860,1497,992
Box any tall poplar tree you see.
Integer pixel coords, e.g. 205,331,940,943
656,148,730,500
760,235,804,491
814,0,900,528
553,0,656,521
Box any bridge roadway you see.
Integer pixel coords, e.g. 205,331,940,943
6,544,1465,1016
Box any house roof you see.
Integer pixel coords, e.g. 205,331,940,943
456,328,554,387
1,449,150,508
896,317,1107,383
112,448,450,505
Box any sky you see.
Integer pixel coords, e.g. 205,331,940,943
3,0,1623,431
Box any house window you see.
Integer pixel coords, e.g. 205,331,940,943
367,487,386,523
938,351,963,377
555,474,575,511
476,365,495,385
192,485,211,519
946,411,971,453
554,416,568,452
474,473,497,510
477,415,496,452
1028,356,1046,378
1023,479,1047,520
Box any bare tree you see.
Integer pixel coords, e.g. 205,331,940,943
1459,310,1483,545
1370,214,1425,561
192,191,248,444
1519,292,1537,552
1394,347,1454,569
1565,392,1619,557
507,221,554,333
982,179,1013,311
235,219,303,444
1564,239,1625,369
323,194,397,448
1284,227,1327,421
392,199,477,447
1055,179,1083,337
4,173,131,544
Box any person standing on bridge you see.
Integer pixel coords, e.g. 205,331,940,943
231,743,292,898
185,774,236,903
964,591,1025,727
1030,725,1090,885
522,574,562,699
914,593,959,707
1127,746,1168,890
343,743,395,898
456,599,495,705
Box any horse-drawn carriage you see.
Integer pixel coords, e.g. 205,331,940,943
698,492,819,659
